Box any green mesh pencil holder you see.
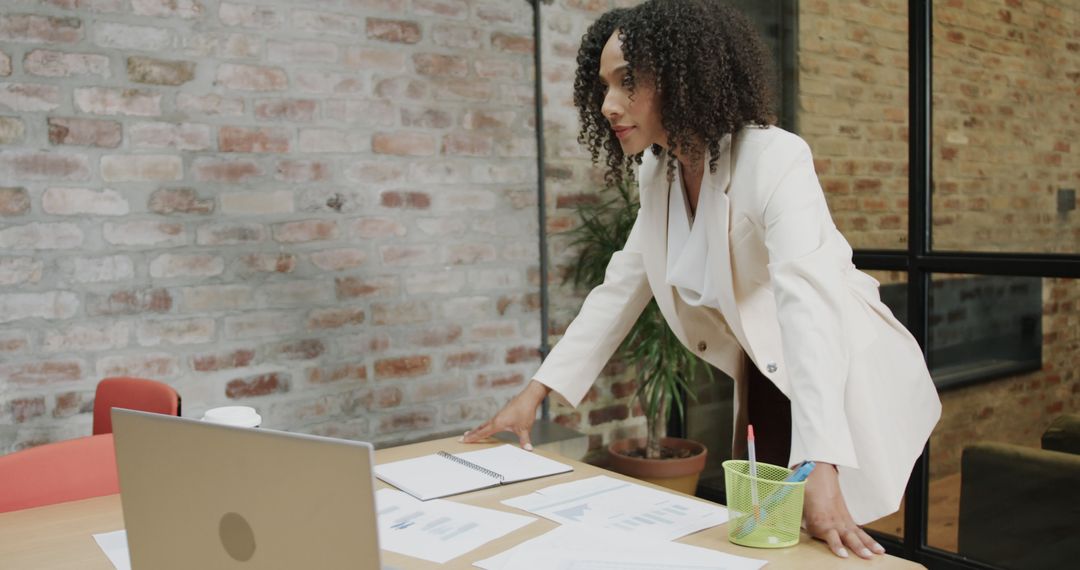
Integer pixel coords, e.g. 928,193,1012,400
722,460,805,548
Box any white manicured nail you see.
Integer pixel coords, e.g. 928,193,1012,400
861,548,872,558
524,443,533,451
837,548,849,558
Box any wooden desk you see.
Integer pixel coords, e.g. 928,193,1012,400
0,437,922,569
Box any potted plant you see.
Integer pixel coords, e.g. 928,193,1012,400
565,181,709,494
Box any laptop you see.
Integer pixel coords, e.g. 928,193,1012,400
112,409,383,570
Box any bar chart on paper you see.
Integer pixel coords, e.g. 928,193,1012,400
375,489,535,563
501,475,729,541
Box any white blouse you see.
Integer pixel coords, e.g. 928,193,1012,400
665,163,731,311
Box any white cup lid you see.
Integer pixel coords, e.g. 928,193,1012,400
202,406,261,428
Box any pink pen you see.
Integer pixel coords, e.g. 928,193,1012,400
748,424,760,521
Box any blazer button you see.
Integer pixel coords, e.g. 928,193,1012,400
766,362,778,373
697,341,707,352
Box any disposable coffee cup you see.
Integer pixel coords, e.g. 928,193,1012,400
202,406,261,428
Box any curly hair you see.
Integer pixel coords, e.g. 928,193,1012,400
573,0,776,185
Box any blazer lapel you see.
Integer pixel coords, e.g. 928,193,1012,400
701,140,752,354
638,152,685,342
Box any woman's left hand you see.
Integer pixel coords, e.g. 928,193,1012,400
803,461,887,559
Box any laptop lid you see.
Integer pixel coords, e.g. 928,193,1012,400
112,409,381,570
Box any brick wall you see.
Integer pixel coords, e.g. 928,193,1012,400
0,0,541,452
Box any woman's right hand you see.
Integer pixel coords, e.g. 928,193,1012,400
461,380,550,450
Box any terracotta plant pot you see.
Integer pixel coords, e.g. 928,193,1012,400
606,437,708,495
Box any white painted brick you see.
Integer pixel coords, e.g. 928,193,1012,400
24,50,111,78
256,280,335,308
93,22,175,51
96,352,180,379
101,155,182,182
0,292,79,323
406,270,466,295
68,255,134,283
103,221,185,247
224,311,299,339
220,191,293,215
0,257,43,285
298,129,367,153
136,318,215,346
129,122,213,151
42,187,130,216
74,87,161,116
149,254,225,278
181,284,254,312
0,223,83,250
0,83,62,112
43,321,130,352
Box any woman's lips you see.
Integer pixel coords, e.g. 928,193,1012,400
614,126,635,140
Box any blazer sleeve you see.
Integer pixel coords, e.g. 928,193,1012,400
532,208,653,407
761,135,860,470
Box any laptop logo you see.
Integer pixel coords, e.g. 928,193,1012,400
219,512,256,562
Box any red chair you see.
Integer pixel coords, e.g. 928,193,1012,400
0,434,119,513
93,377,181,435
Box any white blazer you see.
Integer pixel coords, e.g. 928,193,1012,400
534,126,941,523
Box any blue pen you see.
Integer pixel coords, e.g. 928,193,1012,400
734,461,815,538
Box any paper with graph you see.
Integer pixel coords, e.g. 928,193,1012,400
376,489,535,563
474,525,766,570
501,475,728,541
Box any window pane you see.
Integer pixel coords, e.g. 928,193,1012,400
795,1,910,250
931,1,1080,253
927,275,1079,565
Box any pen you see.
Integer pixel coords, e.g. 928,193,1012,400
747,424,759,522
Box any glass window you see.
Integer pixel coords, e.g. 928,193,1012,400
931,1,1079,254
927,275,1078,565
793,0,910,250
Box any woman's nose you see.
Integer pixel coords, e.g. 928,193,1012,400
601,91,622,122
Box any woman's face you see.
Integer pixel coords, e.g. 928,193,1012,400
599,31,666,155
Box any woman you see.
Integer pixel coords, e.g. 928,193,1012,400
464,0,940,560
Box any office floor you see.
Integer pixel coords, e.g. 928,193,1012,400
865,473,962,552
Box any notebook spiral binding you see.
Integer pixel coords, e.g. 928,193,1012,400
436,451,505,481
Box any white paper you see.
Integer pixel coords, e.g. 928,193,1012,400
377,488,535,564
474,526,767,570
502,475,728,541
454,445,572,483
92,530,131,570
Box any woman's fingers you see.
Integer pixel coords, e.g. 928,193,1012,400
515,427,534,451
822,528,848,558
461,420,495,443
858,527,885,554
844,529,874,559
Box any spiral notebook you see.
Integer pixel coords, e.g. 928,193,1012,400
374,445,573,501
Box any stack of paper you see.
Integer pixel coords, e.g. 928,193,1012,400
475,525,767,570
